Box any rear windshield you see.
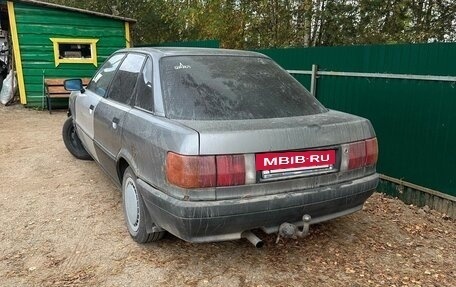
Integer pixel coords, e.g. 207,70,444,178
160,55,327,120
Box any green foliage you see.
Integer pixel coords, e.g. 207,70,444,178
42,0,456,48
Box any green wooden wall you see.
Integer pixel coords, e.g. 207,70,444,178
12,1,127,107
259,43,456,198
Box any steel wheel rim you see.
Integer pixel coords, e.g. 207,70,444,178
124,177,140,232
68,125,79,149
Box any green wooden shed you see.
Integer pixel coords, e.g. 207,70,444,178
0,0,135,107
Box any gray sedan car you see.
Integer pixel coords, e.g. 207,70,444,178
62,48,378,247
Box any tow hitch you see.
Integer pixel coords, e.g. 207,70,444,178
276,214,312,243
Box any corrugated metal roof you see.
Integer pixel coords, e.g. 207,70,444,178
12,0,136,23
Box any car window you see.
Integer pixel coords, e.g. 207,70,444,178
135,58,154,112
160,56,327,120
108,53,146,105
87,53,125,97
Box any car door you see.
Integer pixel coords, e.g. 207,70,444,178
122,57,162,185
93,53,147,181
75,53,126,161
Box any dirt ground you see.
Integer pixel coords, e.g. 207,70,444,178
0,104,455,287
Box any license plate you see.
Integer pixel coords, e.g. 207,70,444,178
256,150,336,171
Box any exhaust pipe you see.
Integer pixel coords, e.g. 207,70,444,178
242,231,264,248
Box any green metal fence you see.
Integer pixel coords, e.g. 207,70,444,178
259,43,456,203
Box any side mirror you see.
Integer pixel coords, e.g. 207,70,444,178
64,79,84,92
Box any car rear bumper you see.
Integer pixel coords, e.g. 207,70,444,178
138,173,379,243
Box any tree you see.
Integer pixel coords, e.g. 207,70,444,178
43,0,456,48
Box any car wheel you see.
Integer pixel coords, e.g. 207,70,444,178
62,116,92,160
122,167,165,243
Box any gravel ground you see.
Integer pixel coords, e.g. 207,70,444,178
0,105,455,287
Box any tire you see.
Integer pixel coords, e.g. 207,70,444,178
62,116,92,160
122,167,165,243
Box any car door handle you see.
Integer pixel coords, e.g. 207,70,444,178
112,117,120,129
89,105,94,115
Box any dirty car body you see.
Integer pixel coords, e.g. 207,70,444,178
64,47,379,244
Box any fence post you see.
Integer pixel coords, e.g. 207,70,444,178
310,64,318,97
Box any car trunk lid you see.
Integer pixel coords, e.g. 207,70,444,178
166,110,377,194
176,110,375,155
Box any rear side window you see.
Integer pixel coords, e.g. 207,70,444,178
160,56,327,120
87,53,125,97
108,53,146,105
135,58,154,111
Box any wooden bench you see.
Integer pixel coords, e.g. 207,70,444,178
44,78,90,114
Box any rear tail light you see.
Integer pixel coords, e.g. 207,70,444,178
216,155,245,186
166,153,216,188
365,138,378,165
166,152,246,188
341,137,378,171
348,141,367,169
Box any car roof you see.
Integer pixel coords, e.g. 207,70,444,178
115,47,270,59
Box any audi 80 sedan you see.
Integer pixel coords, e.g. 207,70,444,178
62,48,379,247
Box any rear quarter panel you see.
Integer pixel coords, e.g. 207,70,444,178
121,108,205,198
